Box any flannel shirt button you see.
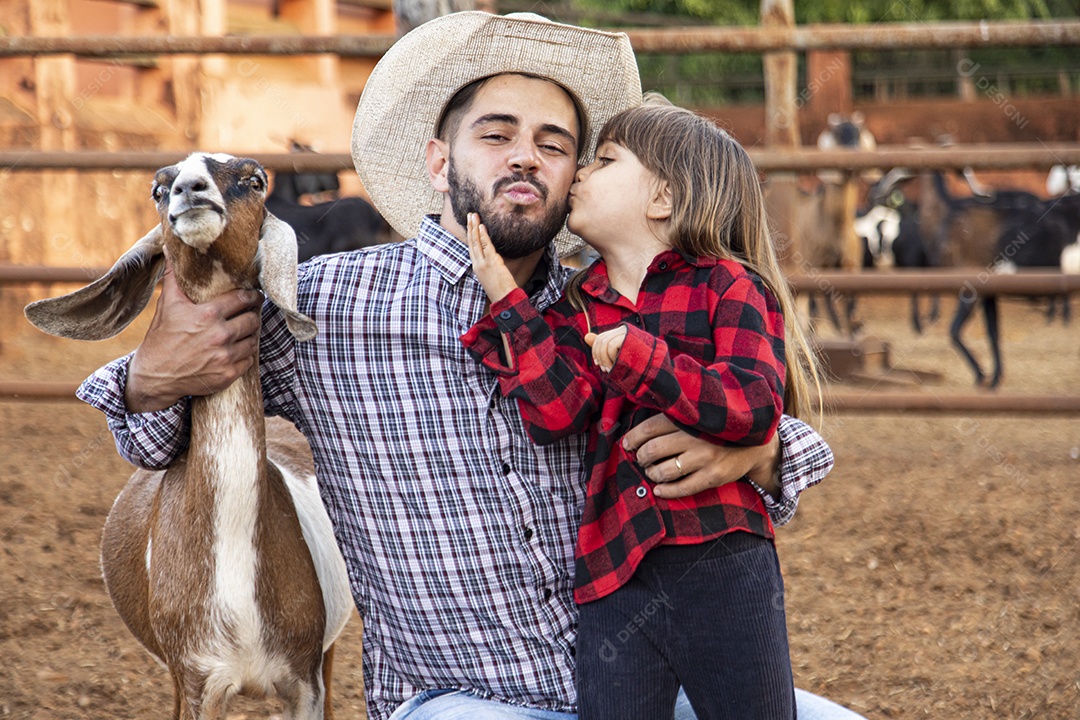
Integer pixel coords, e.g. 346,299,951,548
570,645,576,657
524,527,534,540
636,485,648,498
543,588,553,600
502,463,512,476
499,310,513,320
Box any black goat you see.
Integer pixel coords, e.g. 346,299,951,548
265,162,391,263
924,172,1079,387
859,179,941,334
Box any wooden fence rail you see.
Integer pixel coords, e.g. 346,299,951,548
2,20,1079,58
3,145,1080,173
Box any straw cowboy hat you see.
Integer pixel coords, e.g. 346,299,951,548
351,11,642,257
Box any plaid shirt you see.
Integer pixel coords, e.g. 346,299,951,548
462,252,785,603
77,216,833,718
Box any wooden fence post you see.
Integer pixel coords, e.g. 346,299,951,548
760,0,801,272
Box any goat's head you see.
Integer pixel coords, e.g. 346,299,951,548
25,152,317,342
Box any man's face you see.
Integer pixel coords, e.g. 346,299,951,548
442,75,580,258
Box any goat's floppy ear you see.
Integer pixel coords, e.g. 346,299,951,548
258,212,317,341
24,225,165,340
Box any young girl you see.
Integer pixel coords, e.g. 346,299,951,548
461,95,821,720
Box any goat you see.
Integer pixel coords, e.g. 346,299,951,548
24,153,353,720
858,172,940,333
790,112,877,335
265,146,391,263
919,169,1080,387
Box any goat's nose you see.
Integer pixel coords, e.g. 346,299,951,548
174,178,210,195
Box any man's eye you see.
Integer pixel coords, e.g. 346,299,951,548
541,144,568,155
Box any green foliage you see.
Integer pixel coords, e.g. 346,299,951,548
567,0,1078,105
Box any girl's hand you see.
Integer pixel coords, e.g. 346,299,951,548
466,213,518,304
584,326,628,373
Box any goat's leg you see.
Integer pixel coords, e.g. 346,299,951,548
323,644,336,720
821,293,845,334
910,292,924,334
949,294,986,386
983,296,1003,388
843,292,863,335
927,294,941,323
276,673,323,720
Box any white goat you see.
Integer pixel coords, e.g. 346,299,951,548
25,153,352,720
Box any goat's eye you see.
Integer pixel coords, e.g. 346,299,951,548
152,185,166,201
248,176,265,191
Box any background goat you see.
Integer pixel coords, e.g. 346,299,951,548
790,112,877,335
24,153,352,720
265,142,391,263
916,168,1078,387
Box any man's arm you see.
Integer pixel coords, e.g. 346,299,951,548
621,414,833,526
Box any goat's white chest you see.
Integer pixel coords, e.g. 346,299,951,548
200,387,271,673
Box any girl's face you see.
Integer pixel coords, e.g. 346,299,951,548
566,141,665,252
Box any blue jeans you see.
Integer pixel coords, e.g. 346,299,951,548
388,689,866,720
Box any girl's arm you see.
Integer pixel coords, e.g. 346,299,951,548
461,215,602,444
603,272,785,447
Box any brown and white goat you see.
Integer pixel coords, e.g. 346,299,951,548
24,153,352,720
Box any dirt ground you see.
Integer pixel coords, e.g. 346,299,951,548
1,290,1078,719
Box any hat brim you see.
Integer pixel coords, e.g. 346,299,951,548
351,11,642,258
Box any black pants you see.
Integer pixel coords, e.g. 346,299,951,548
576,532,796,720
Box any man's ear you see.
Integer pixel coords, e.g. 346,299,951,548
646,181,673,221
426,138,450,193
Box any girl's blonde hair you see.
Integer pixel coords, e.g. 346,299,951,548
569,93,822,421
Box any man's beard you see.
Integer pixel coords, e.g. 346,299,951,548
448,160,569,259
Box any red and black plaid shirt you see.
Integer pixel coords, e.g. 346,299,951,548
461,250,786,603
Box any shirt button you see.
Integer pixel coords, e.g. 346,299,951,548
636,485,648,498
502,463,512,476
524,527,534,541
500,310,513,320
543,588,553,600
570,646,576,657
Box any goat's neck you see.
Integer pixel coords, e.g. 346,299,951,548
186,358,267,482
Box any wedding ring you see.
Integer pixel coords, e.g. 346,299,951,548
674,456,684,476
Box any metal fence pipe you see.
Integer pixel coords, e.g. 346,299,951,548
2,21,1078,58
623,20,1080,53
788,270,1080,295
5,267,1078,295
0,151,353,172
4,146,1080,173
825,392,1080,414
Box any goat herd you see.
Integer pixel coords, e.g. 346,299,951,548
796,116,1079,388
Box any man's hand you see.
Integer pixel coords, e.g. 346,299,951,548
125,261,263,412
622,414,781,500
466,213,518,304
584,326,627,373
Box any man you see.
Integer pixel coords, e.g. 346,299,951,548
79,12,858,720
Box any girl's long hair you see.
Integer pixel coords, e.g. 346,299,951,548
568,94,822,421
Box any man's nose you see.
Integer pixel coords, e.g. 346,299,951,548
507,137,541,172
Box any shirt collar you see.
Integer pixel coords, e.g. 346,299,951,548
579,249,717,301
415,214,566,308
415,215,473,286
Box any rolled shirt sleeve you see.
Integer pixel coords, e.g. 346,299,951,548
76,353,191,470
751,414,834,526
